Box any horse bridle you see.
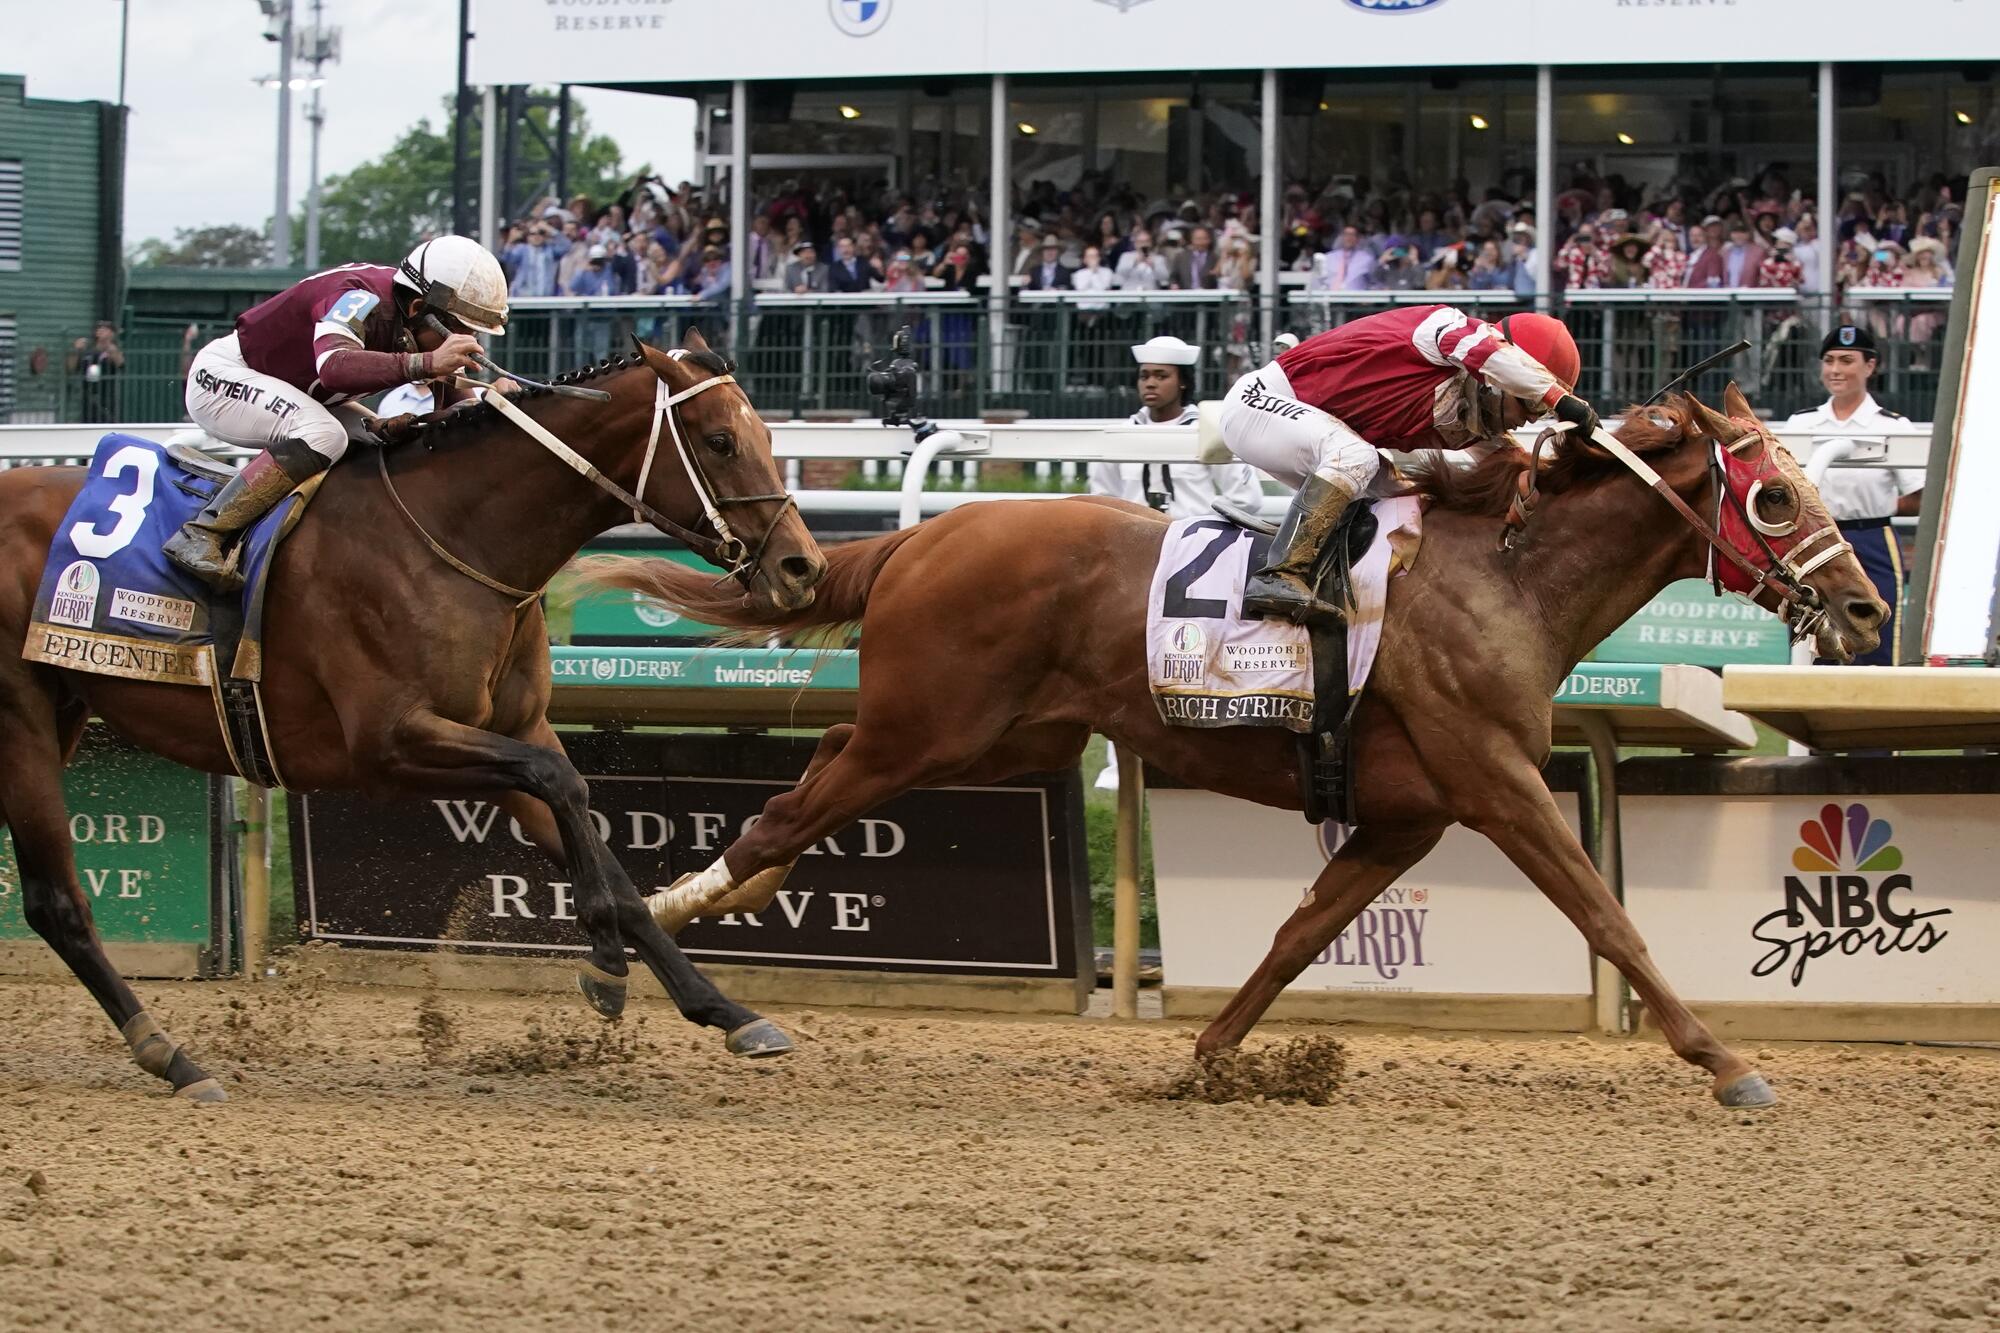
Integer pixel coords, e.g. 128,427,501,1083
478,357,794,589
1583,417,1847,645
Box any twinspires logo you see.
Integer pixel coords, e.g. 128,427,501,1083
1751,802,1951,987
830,0,892,36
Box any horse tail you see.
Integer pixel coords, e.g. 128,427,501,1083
578,526,923,640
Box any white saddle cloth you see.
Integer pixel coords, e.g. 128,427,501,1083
1145,496,1423,733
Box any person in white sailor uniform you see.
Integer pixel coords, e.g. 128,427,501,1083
1782,323,1923,666
1087,335,1264,520
1089,335,1265,789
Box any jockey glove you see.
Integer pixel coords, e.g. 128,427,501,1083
1553,393,1601,438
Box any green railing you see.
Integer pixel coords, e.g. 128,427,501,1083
9,288,1953,427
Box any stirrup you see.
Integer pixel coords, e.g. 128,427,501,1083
164,528,246,592
1242,574,1344,627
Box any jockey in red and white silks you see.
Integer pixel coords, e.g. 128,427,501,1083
165,236,509,592
1221,305,1595,624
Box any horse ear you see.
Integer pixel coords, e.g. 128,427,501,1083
1722,381,1757,423
1684,394,1744,448
634,339,687,384
681,325,713,354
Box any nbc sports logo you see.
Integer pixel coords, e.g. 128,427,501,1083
830,0,892,36
1751,802,1950,987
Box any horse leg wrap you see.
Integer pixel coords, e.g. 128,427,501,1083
121,1012,180,1080
643,858,737,932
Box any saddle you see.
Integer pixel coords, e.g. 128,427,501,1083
25,433,326,788
1206,496,1378,826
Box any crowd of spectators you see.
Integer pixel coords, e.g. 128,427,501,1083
492,164,1965,312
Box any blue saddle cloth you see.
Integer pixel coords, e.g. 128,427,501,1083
24,433,304,687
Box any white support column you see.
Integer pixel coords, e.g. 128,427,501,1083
1260,68,1280,354
1818,62,1838,308
478,85,497,250
989,74,1010,393
730,78,749,348
1534,65,1554,310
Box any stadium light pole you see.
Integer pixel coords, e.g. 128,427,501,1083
262,0,296,268
453,0,472,237
299,0,341,270
116,0,130,109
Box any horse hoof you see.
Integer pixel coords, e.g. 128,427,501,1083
725,1019,793,1059
176,1078,228,1104
1714,1071,1776,1109
576,967,629,1019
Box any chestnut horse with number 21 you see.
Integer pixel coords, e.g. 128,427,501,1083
0,329,822,1100
591,385,1887,1109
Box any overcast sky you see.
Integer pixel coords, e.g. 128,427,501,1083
8,0,696,248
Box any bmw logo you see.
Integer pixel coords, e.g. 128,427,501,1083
830,0,892,37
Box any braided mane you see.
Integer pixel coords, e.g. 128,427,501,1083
414,346,735,436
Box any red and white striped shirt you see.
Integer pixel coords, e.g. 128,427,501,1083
1274,305,1567,452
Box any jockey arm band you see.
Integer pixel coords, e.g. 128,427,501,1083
315,345,433,396
1417,308,1567,409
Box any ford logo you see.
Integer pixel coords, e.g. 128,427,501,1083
1345,0,1447,12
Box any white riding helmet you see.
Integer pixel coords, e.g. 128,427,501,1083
394,235,509,336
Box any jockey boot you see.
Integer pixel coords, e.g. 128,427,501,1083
1240,473,1352,627
164,440,328,592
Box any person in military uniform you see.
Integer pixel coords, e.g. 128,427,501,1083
1781,324,1923,666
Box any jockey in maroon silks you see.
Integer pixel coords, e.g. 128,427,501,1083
1219,305,1595,624
165,235,510,590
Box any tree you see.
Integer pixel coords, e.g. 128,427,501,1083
130,224,271,268
291,92,636,264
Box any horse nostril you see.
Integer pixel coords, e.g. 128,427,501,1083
781,554,823,587
1845,598,1884,627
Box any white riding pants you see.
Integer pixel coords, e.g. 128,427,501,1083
184,334,352,464
1218,360,1380,495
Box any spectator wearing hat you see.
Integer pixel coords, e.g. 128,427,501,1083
1781,324,1922,666
1555,224,1609,290
566,243,616,297
1026,236,1072,291
1685,216,1729,289
1311,225,1376,292
784,241,830,294
1606,231,1650,289
1507,222,1539,298
1087,335,1262,520
1758,229,1804,289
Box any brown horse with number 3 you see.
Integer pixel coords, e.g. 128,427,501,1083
0,329,822,1100
592,385,1887,1109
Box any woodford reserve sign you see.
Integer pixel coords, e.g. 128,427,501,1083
0,727,230,977
291,732,1092,997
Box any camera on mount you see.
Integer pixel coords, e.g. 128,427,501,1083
865,325,923,428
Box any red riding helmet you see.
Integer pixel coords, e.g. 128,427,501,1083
1498,313,1580,392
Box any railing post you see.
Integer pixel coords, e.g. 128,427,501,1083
1112,745,1145,1020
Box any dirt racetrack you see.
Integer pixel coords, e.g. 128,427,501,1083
3,965,1998,1332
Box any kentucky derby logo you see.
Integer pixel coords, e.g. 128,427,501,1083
1162,621,1205,684
1344,0,1447,11
829,0,892,36
1751,802,1950,987
48,560,101,628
